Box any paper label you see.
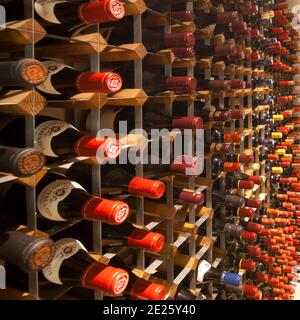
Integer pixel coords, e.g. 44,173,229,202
37,61,72,95
35,120,77,157
197,260,211,283
42,238,87,285
37,179,85,221
35,0,67,24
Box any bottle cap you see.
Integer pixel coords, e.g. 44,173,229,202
246,245,261,256
238,154,254,163
82,197,129,224
255,273,269,283
241,231,257,243
75,135,122,159
238,207,255,218
78,0,125,24
221,272,242,287
240,259,257,271
81,263,129,295
224,162,243,173
247,222,262,233
128,229,165,253
248,176,263,185
172,117,203,129
11,147,46,177
128,177,165,199
243,284,258,297
75,72,123,93
165,76,197,94
238,180,254,190
164,32,195,48
246,198,262,209
16,58,48,87
171,47,195,58
178,190,205,205
130,278,167,300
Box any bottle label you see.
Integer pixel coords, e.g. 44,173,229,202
35,0,67,24
197,260,211,283
35,120,77,157
37,179,85,221
37,61,72,95
42,238,87,285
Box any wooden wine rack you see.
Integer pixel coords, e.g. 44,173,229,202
0,0,274,300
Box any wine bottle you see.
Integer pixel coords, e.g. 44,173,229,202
196,260,242,287
193,11,239,28
0,216,55,273
37,61,122,97
2,0,125,35
66,162,165,199
0,145,45,177
212,189,245,208
0,59,48,89
225,174,254,190
228,241,262,258
96,106,203,133
0,116,121,161
211,153,244,176
42,238,129,296
0,172,130,225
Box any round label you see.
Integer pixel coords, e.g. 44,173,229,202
197,260,211,283
35,0,67,24
37,179,85,221
35,120,77,157
42,238,87,285
37,61,72,95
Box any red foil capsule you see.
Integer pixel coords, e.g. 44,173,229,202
171,47,195,59
238,207,255,218
240,259,257,271
255,273,269,283
229,110,246,120
223,162,243,172
247,222,262,233
246,198,262,209
260,228,271,237
130,279,167,300
238,180,254,189
172,117,203,130
78,0,125,24
81,263,129,295
128,177,165,199
224,133,242,143
264,238,277,246
164,32,195,47
248,176,263,185
178,190,205,205
238,154,254,163
128,229,165,253
247,245,261,257
243,284,258,297
240,231,257,243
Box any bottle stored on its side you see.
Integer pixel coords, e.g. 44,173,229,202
0,116,122,161
0,172,130,225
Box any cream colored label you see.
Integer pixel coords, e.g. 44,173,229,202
37,61,71,95
42,238,87,285
37,180,85,222
197,260,211,283
35,120,77,157
35,0,67,24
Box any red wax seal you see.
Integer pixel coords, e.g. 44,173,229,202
130,278,167,300
248,176,263,185
246,245,261,256
247,222,262,233
82,197,129,224
171,47,195,58
76,72,122,93
243,284,258,297
246,198,262,209
164,32,195,48
78,0,125,24
172,117,203,129
75,135,121,159
223,162,243,172
128,177,165,199
241,231,257,243
240,259,257,271
81,263,129,295
179,190,205,205
238,154,254,163
165,76,197,94
238,208,255,218
238,180,254,190
128,229,165,253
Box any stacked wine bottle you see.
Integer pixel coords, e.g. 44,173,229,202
0,0,299,301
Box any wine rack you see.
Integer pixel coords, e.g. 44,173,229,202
0,0,299,301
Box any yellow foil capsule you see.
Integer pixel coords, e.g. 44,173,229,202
273,115,284,121
275,149,286,155
272,132,283,139
272,167,283,174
